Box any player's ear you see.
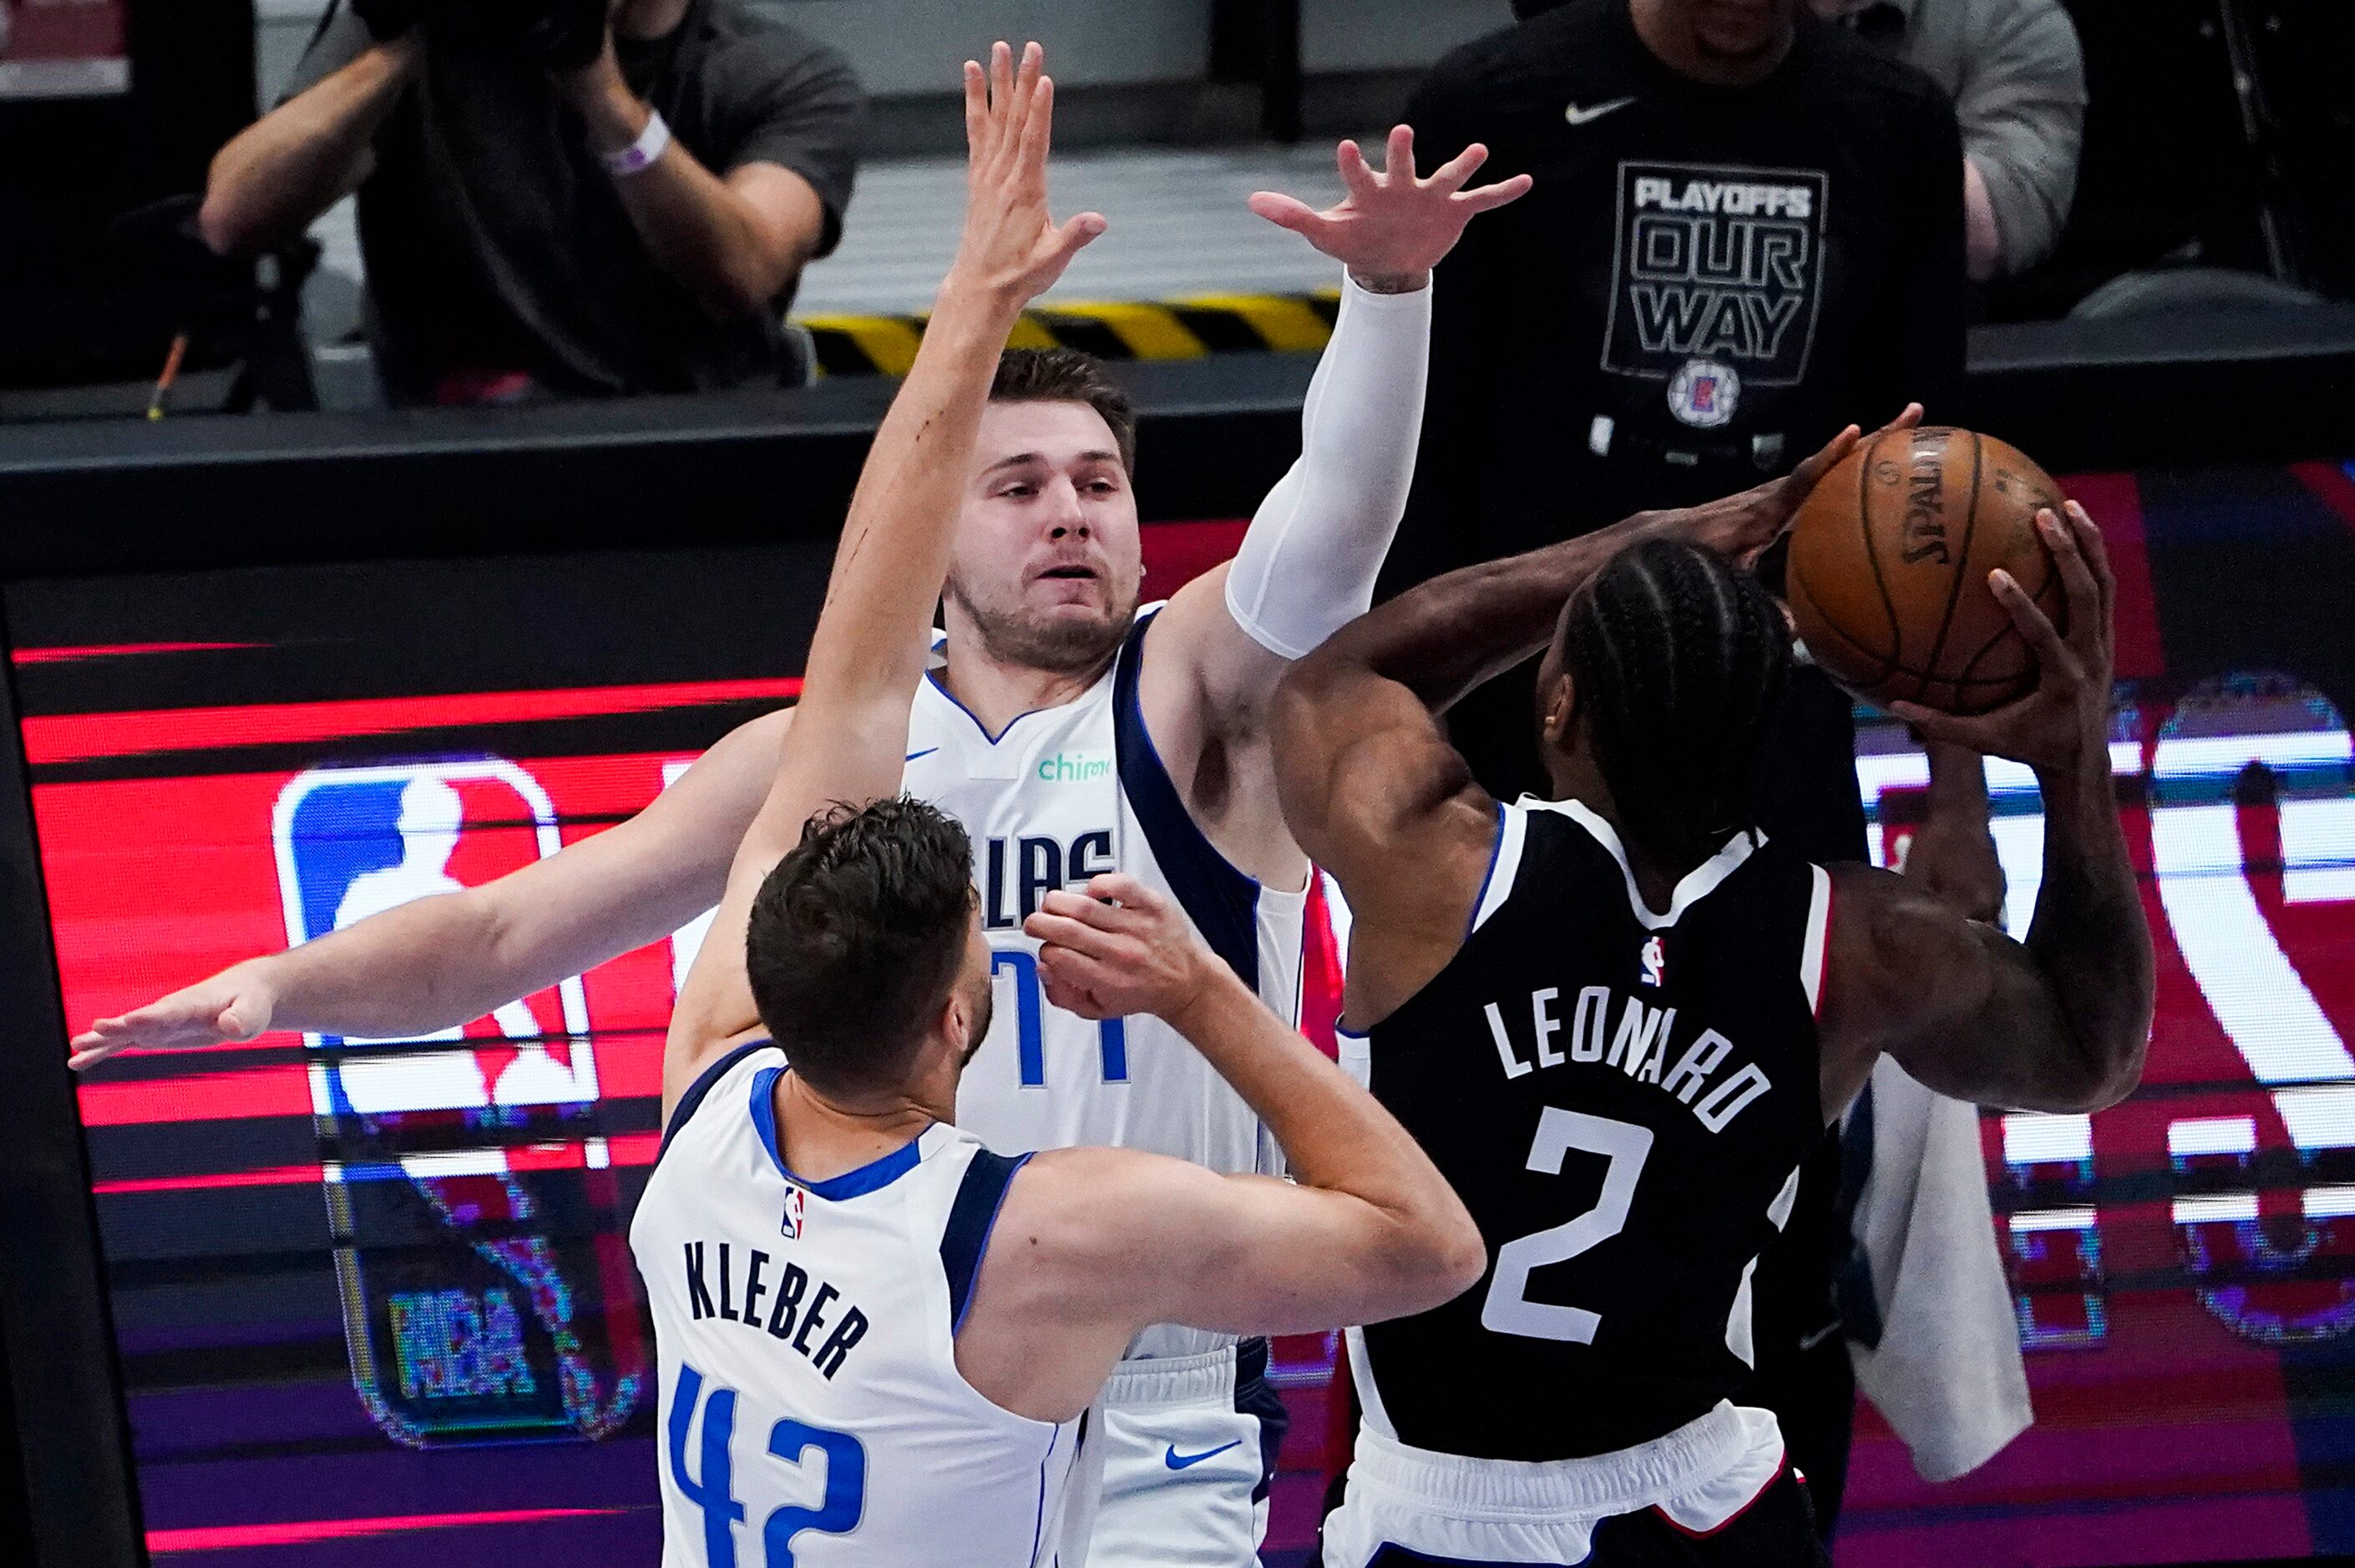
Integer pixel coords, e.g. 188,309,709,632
1541,671,1578,751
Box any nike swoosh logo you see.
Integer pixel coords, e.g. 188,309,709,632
904,747,939,761
1797,1321,1844,1352
1163,1439,1243,1470
1564,95,1636,127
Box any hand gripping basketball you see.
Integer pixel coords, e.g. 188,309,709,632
1666,404,1925,569
1891,502,2117,779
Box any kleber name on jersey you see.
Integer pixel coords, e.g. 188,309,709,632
679,1238,871,1382
1602,161,1828,392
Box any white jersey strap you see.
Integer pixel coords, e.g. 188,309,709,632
656,1037,776,1165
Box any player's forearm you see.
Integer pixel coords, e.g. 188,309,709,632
1222,276,1431,660
575,81,809,318
198,40,416,256
2018,756,2153,1107
246,890,517,1038
1165,968,1475,1264
1307,510,1674,716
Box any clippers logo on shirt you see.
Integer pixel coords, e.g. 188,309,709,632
1602,162,1829,394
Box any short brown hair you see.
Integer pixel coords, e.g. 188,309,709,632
746,797,975,1095
990,348,1137,473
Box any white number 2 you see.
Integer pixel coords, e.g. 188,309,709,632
1480,1108,1654,1343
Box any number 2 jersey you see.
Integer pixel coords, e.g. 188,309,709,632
1345,797,1831,1461
904,607,1307,1359
632,1043,1086,1568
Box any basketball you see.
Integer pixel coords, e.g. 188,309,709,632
1785,426,2069,715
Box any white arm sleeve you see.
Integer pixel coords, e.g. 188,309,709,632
1221,273,1432,660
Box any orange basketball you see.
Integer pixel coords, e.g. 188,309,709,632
1785,426,2068,716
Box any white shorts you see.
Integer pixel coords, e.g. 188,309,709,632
1320,1403,1790,1568
1079,1339,1288,1568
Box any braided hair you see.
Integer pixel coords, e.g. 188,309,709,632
1558,539,1792,861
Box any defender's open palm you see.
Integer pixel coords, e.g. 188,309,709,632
71,969,275,1069
1248,126,1532,283
947,42,1106,306
1026,874,1215,1023
1892,502,2115,778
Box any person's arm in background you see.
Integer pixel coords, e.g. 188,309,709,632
1955,0,2086,281
197,3,417,256
662,43,1104,1118
559,15,864,320
68,707,793,1068
1902,738,2006,923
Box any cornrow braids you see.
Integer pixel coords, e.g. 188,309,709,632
1562,538,1792,861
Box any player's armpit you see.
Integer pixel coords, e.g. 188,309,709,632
1818,862,2128,1116
1272,664,1497,1024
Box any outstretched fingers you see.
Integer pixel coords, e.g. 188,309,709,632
1427,139,1487,193
1246,190,1329,236
1013,68,1056,180
1381,123,1418,183
1455,170,1534,214
1335,138,1380,203
1989,560,2072,675
962,58,988,161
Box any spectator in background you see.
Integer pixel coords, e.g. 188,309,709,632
200,0,863,404
1382,0,1978,1537
1809,0,2086,280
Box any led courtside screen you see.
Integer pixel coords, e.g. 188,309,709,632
8,467,2355,1567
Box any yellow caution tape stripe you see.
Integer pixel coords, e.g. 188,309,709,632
801,290,1343,378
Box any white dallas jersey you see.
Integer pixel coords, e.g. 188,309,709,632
906,609,1305,1357
633,1044,1083,1568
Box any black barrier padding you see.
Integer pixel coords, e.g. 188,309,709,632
3,314,2351,586
0,645,144,1564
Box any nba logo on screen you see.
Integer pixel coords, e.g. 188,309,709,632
273,759,600,1131
271,759,641,1447
1640,934,1666,988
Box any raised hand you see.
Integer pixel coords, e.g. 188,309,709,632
1023,874,1217,1024
943,41,1107,307
70,965,277,1070
1247,125,1532,291
1673,402,1926,568
1892,501,2116,779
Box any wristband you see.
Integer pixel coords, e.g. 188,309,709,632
600,106,671,178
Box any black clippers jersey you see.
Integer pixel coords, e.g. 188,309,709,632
1350,797,1830,1462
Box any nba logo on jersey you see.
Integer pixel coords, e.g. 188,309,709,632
781,1183,808,1240
1640,934,1667,988
271,759,643,1447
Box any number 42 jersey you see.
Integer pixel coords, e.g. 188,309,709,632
1345,797,1831,1462
632,1044,1086,1567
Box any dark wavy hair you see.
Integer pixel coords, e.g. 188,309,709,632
1560,538,1792,859
991,348,1137,473
746,797,975,1095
